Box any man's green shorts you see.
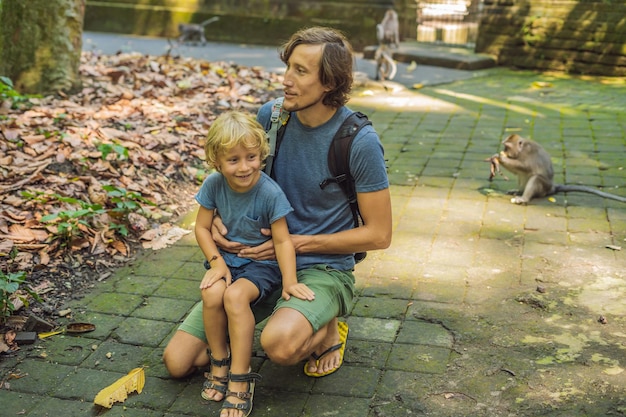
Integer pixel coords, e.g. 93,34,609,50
178,265,355,341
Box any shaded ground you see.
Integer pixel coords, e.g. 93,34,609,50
1,51,282,327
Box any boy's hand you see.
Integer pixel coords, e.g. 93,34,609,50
282,283,315,301
199,267,231,289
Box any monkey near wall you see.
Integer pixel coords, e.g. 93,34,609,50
177,17,219,45
491,134,626,205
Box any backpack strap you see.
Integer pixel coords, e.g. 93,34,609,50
319,111,372,228
264,97,290,177
319,111,372,263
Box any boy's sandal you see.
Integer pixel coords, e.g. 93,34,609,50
221,371,262,417
201,351,231,401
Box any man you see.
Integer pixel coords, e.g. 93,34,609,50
163,26,391,382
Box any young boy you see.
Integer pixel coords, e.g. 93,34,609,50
195,111,314,417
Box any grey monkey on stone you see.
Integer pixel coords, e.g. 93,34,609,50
490,134,626,204
376,8,400,48
177,17,219,45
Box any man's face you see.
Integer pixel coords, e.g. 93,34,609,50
282,43,330,113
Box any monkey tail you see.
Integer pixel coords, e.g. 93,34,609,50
200,16,220,26
555,184,626,203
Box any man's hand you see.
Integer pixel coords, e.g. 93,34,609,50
211,215,251,254
282,283,315,301
237,237,276,261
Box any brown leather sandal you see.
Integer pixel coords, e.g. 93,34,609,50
201,350,230,401
220,371,262,417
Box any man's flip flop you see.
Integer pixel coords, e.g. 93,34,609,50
303,321,349,377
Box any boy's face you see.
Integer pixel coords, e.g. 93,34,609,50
282,43,330,113
216,144,262,193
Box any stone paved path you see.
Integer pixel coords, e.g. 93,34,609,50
1,38,625,416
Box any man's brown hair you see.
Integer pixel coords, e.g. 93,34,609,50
279,26,354,108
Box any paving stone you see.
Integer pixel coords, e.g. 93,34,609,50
107,274,166,296
359,272,418,299
83,292,144,315
396,320,454,348
368,396,427,417
27,397,103,417
257,361,313,393
56,312,125,340
252,389,309,417
415,280,466,303
375,369,439,401
0,390,43,415
112,317,175,347
387,344,451,374
351,296,411,319
132,296,196,322
153,277,201,300
127,255,188,277
83,339,162,372
346,317,401,343
346,339,393,368
4,360,74,395
123,374,185,410
168,378,222,416
304,394,371,417
311,365,381,397
39,335,96,365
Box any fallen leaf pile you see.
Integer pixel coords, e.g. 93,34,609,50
0,50,283,317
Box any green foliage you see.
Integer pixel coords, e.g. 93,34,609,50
39,194,106,242
103,185,156,216
97,143,129,160
0,268,41,323
0,76,38,108
23,186,156,243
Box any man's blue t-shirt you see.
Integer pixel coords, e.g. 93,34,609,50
195,171,293,267
257,101,389,271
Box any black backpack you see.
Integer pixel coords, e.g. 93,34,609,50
264,98,371,263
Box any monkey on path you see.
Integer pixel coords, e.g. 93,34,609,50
488,134,626,204
376,8,400,48
177,17,219,45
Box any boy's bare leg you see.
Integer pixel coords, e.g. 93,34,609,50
202,281,230,401
222,279,260,417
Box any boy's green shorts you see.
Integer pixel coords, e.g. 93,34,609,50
178,265,355,341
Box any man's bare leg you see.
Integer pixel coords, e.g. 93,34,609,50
162,330,209,378
260,308,342,374
304,317,343,375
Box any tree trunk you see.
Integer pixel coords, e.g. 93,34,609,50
0,0,85,95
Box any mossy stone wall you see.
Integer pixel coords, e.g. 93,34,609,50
476,0,626,76
84,0,418,51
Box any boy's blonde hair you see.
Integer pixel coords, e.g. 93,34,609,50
204,111,270,170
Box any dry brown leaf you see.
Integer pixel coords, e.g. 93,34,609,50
0,50,282,308
93,367,145,408
141,224,191,250
2,224,48,242
110,240,128,256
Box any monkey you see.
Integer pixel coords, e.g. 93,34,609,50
374,8,399,81
489,134,626,205
177,16,219,45
376,8,400,48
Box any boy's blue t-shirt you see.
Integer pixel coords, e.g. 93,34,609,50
257,101,389,271
195,171,293,267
